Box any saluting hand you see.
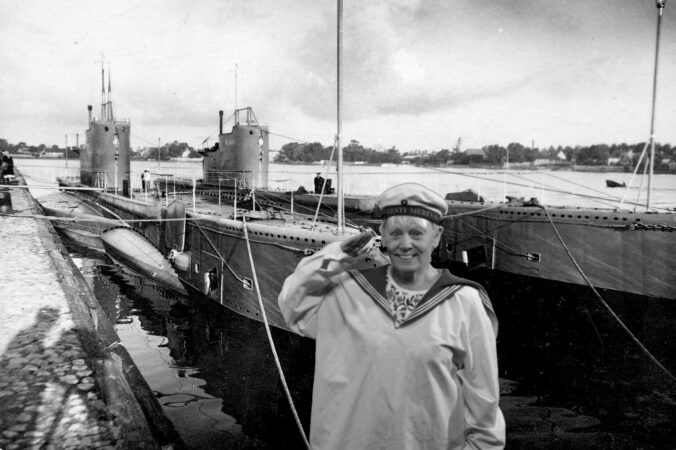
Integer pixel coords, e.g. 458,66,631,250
340,228,377,257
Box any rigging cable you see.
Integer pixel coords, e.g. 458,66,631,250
448,215,534,258
242,217,312,450
426,166,667,212
312,136,338,229
633,156,650,213
191,217,246,284
263,130,317,145
539,204,676,384
533,172,624,209
619,142,650,210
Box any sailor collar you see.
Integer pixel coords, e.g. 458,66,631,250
347,265,498,334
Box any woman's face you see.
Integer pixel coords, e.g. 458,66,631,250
380,216,442,278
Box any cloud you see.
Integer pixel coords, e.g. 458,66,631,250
1,0,675,150
277,1,561,120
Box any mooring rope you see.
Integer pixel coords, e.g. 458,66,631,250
539,204,676,383
242,217,312,450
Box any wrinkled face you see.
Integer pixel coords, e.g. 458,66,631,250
380,216,442,277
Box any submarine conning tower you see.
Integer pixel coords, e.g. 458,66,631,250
81,66,131,196
203,107,269,190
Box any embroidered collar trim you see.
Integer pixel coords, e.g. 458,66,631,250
347,265,498,334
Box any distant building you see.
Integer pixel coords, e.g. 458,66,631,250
661,158,676,171
532,158,554,166
464,148,485,163
619,151,635,165
400,155,420,165
42,152,64,158
464,148,485,158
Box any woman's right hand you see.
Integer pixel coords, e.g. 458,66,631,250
340,229,377,257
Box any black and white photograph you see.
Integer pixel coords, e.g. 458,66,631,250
1,1,675,449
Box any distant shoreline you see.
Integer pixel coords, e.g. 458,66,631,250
272,160,675,174
13,154,675,174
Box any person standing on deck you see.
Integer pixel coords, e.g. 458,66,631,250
314,172,325,194
141,169,150,192
5,152,13,176
279,182,505,450
1,153,8,179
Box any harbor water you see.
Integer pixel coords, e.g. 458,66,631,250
16,159,676,448
17,158,676,210
69,247,314,449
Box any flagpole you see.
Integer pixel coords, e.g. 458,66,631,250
647,0,666,209
336,0,344,234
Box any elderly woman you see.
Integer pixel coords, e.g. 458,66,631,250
278,182,505,450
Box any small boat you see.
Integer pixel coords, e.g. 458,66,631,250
605,179,626,188
101,226,187,295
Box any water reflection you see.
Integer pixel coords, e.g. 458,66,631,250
69,245,314,450
478,269,676,447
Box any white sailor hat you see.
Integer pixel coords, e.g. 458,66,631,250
374,182,448,223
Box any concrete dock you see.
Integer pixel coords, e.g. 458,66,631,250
0,172,182,449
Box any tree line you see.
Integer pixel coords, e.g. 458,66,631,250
275,140,675,169
3,137,674,169
0,139,201,160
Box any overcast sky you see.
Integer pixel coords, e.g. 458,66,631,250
1,0,675,152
